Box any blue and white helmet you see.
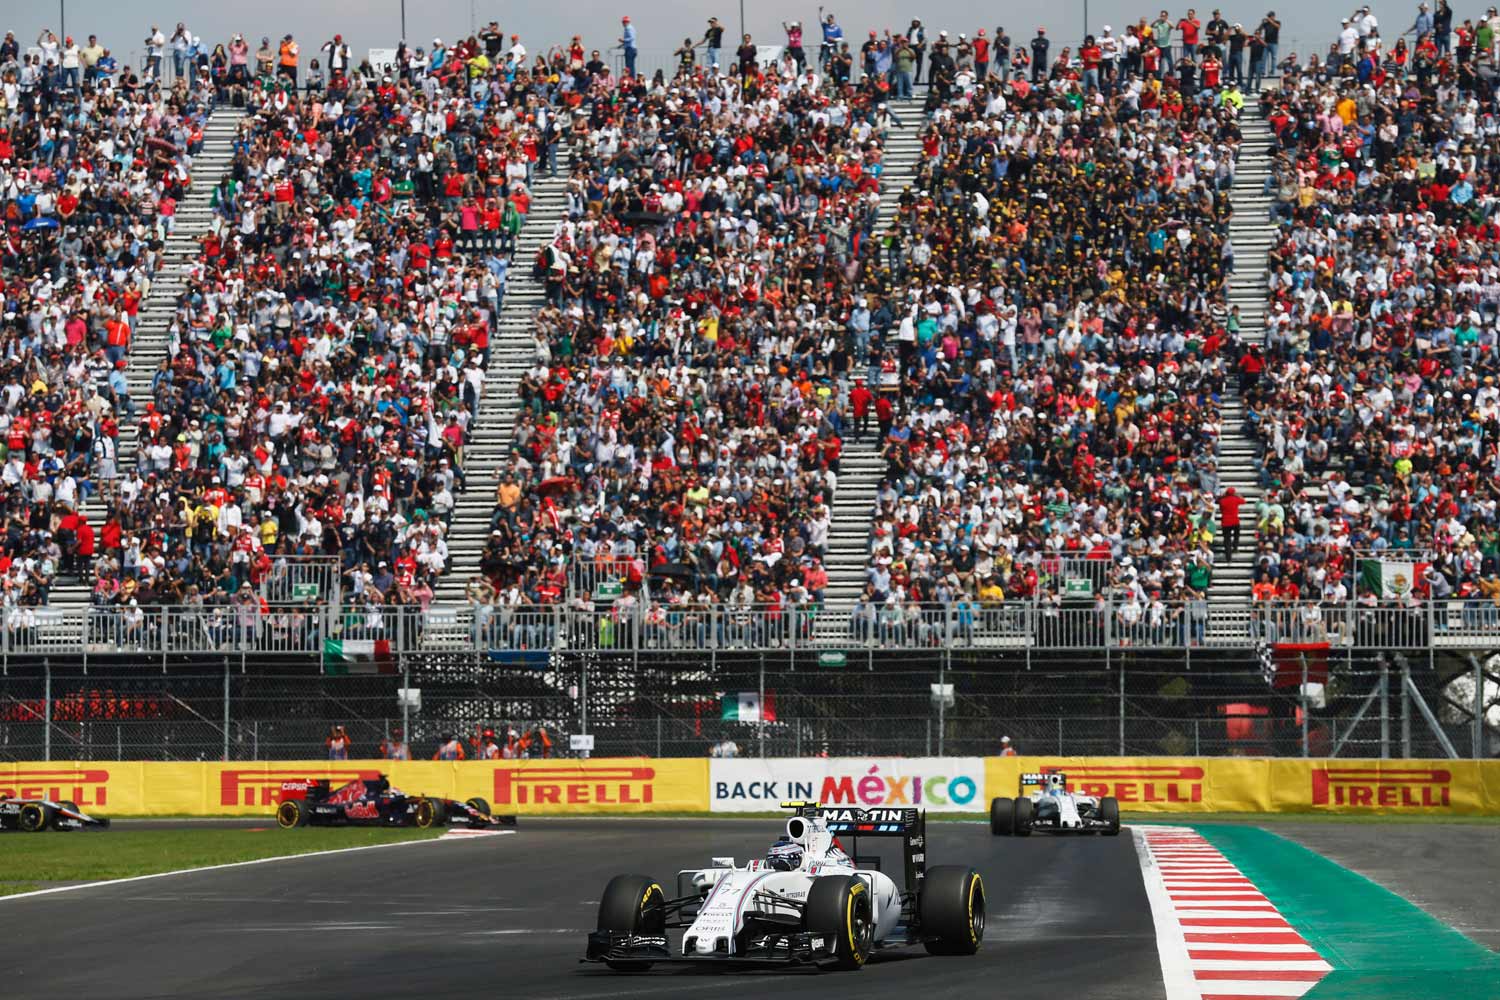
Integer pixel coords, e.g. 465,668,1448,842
766,838,804,871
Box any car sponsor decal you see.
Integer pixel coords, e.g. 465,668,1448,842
1135,826,1330,1000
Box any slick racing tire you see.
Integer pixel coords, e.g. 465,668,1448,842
989,796,1014,836
920,865,986,956
597,874,666,971
806,874,874,970
276,799,308,829
1099,796,1121,836
18,802,50,833
465,797,492,825
1012,796,1033,837
414,798,444,829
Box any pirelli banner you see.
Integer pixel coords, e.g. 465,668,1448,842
985,758,1500,816
0,759,707,817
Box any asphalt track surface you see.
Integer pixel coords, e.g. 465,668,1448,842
0,818,1164,1000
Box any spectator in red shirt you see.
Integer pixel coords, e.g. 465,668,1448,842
1219,487,1247,563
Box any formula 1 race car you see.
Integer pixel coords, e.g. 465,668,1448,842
0,795,110,832
990,772,1120,836
274,775,516,830
584,800,984,971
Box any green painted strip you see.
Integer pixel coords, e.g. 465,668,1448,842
1194,824,1500,1000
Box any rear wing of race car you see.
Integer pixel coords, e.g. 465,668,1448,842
780,801,927,894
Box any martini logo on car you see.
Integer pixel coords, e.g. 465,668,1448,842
0,767,110,807
1043,764,1204,804
493,765,655,806
1310,765,1452,808
709,759,986,813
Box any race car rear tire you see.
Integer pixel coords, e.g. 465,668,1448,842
414,798,443,829
276,799,308,829
465,797,492,825
805,874,874,970
1099,796,1121,836
597,874,666,971
989,797,1014,836
18,802,50,833
53,801,80,831
920,865,986,955
1013,797,1033,837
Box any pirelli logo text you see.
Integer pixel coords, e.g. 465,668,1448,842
0,768,110,807
1046,765,1205,804
494,766,654,806
219,769,380,807
1311,767,1452,808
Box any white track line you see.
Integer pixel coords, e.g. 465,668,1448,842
1134,827,1200,1000
0,834,478,903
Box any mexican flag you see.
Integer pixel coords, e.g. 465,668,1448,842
323,638,395,674
1358,559,1427,599
722,691,776,723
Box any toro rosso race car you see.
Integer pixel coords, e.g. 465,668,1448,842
990,772,1120,836
275,775,516,830
585,800,984,971
0,795,110,832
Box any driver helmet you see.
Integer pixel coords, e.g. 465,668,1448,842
766,837,804,871
1047,773,1067,795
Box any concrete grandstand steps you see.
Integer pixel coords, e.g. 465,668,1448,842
116,105,249,470
432,158,573,605
813,96,925,633
1208,109,1278,608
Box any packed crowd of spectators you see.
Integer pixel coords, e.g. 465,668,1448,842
1244,2,1500,622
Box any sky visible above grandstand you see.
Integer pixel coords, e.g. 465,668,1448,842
16,0,1363,71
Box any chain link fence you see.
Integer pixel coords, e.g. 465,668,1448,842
1,647,1493,762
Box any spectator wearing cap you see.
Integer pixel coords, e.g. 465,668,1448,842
619,16,637,75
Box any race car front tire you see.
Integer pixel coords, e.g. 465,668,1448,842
18,802,50,833
1012,797,1033,836
989,797,1014,836
276,799,308,829
1099,796,1121,836
920,865,986,955
465,797,492,826
597,874,666,971
805,874,874,970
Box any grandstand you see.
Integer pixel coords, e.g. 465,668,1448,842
1,10,1497,760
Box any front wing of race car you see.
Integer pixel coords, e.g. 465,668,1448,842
585,927,847,967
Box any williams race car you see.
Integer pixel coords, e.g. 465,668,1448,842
584,800,984,971
0,795,110,832
990,772,1120,836
274,775,516,830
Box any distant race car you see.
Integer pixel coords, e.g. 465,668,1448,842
585,800,985,971
0,795,110,832
990,772,1120,836
274,775,516,830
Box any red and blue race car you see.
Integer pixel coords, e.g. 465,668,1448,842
274,775,516,830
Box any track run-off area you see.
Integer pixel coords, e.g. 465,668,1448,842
0,818,1496,1000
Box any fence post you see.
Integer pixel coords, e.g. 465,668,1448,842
1300,653,1309,758
936,654,946,758
402,660,411,750
580,648,589,742
223,658,231,762
656,714,662,758
1118,662,1125,755
1474,654,1484,759
1380,658,1390,759
1400,661,1411,759
43,658,51,762
758,652,766,759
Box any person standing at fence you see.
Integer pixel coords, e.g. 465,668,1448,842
619,16,637,76
434,732,466,760
1219,486,1246,563
477,729,502,759
380,728,410,760
326,725,351,760
999,735,1018,756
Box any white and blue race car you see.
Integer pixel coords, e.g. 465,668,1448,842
585,801,985,971
990,772,1120,836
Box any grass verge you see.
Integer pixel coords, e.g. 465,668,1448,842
0,827,444,886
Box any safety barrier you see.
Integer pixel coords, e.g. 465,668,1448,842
4,757,1499,817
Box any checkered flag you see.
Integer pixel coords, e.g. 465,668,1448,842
1257,638,1277,687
